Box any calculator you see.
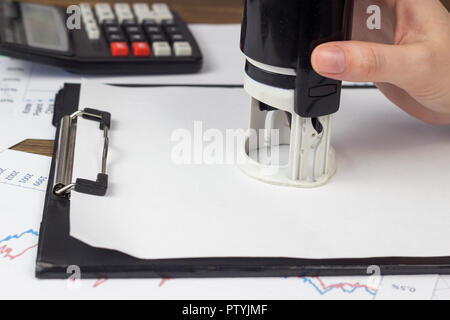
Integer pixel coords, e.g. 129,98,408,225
0,1,202,75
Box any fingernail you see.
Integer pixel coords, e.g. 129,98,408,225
313,46,346,74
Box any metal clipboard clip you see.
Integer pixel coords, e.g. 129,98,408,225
53,108,111,198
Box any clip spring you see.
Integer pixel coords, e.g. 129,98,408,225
53,108,111,197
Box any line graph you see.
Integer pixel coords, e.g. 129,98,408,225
0,229,39,244
93,278,108,288
0,229,39,261
0,243,38,261
300,276,378,296
159,278,170,287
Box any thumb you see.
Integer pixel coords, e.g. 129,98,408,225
311,41,419,86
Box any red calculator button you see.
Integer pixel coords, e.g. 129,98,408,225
132,42,151,57
110,42,129,57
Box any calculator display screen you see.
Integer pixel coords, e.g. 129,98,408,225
20,3,69,52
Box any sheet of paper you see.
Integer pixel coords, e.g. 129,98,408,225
70,83,450,260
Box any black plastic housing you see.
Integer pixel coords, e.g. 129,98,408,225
241,0,354,118
0,2,203,75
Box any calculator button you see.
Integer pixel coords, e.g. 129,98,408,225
104,26,121,34
153,10,173,22
95,3,115,23
86,25,100,40
142,19,158,27
82,4,100,41
80,3,92,13
152,3,170,13
125,26,142,34
164,26,179,34
81,3,99,40
122,19,138,27
95,3,112,11
132,3,154,23
113,3,134,24
149,33,166,42
136,13,156,24
84,18,98,30
133,4,171,24
152,3,173,20
80,3,94,19
102,19,119,27
128,33,145,42
169,34,184,42
98,12,115,23
152,41,171,56
84,17,96,25
162,19,176,27
110,42,129,56
132,42,151,57
108,33,125,42
173,41,192,56
82,11,94,23
145,26,162,34
142,11,160,24
132,3,150,15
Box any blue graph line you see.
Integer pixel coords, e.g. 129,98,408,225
301,277,377,296
0,229,39,245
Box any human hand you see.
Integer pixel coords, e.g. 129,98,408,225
311,0,450,125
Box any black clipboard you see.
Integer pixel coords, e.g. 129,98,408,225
36,83,450,279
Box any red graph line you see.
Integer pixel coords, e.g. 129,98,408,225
0,243,38,261
314,276,378,293
93,278,108,288
159,278,170,287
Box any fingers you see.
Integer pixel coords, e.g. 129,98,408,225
311,41,424,86
376,82,450,125
393,0,450,43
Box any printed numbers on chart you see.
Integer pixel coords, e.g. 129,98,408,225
22,103,32,114
33,103,43,116
19,173,34,184
23,101,54,116
46,103,54,115
392,284,417,293
0,169,48,189
5,170,19,181
33,176,48,187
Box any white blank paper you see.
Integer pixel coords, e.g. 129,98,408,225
70,82,450,260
